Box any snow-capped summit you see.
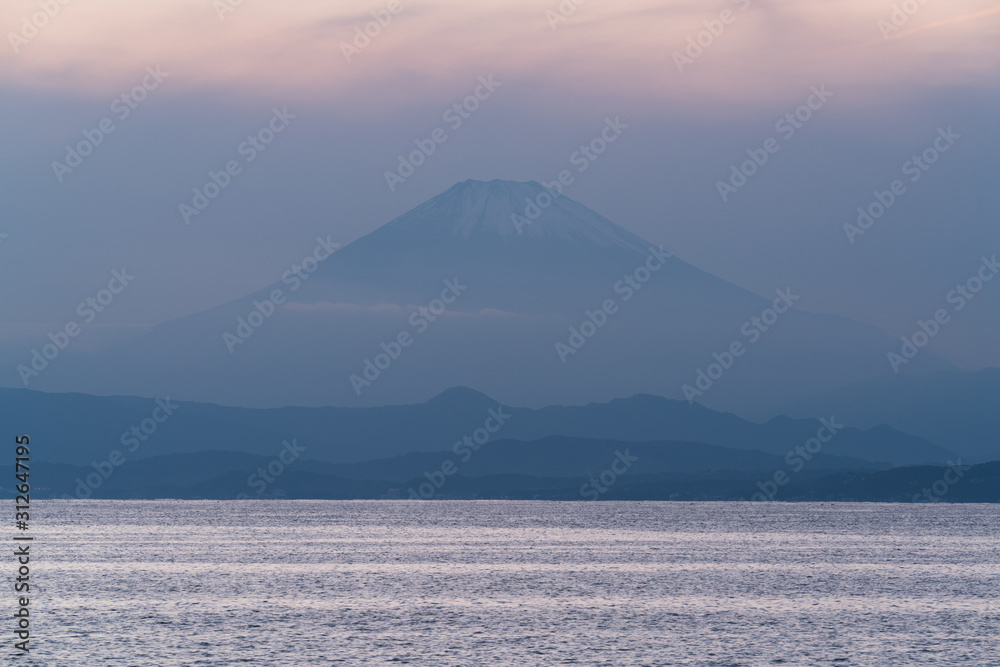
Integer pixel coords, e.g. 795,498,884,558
375,179,651,253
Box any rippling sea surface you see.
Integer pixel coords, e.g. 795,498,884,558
18,501,1000,665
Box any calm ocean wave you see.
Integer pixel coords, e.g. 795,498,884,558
17,500,1000,666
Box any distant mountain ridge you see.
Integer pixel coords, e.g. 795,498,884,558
0,386,956,467
6,446,997,503
774,368,1000,462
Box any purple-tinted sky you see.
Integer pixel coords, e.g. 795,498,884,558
1,0,999,369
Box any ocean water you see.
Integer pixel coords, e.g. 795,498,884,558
14,500,1000,666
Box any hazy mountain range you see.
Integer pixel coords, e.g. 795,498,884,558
6,444,997,503
1,179,961,416
773,368,1000,463
3,180,996,502
3,382,992,501
0,385,962,467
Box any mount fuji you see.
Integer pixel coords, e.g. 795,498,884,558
4,179,952,412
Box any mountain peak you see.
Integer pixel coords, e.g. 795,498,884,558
425,386,499,406
376,179,652,253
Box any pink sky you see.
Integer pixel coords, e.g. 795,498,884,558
3,0,998,111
